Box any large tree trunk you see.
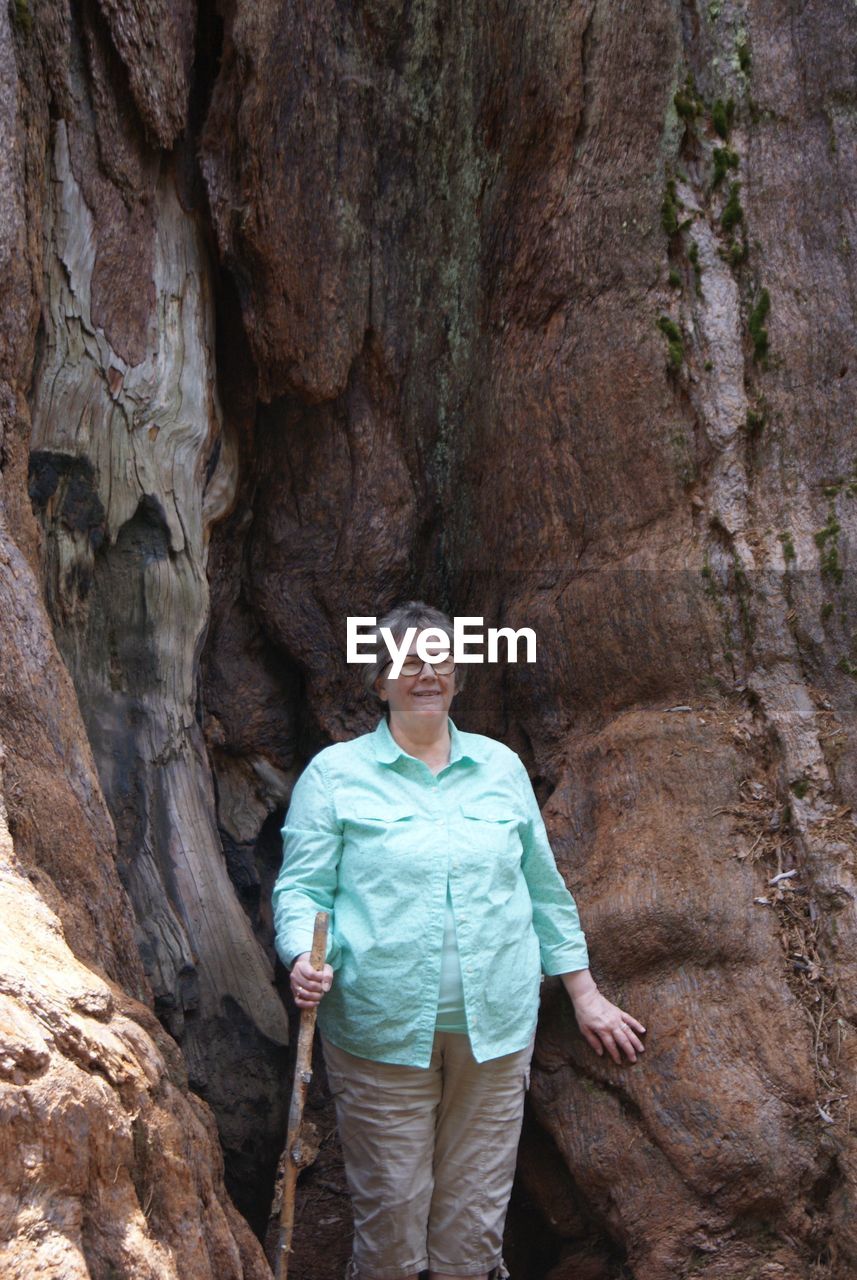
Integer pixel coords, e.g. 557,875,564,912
2,0,857,1277
0,2,272,1272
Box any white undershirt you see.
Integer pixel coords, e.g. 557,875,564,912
435,881,468,1034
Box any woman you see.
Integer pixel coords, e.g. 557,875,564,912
272,602,645,1280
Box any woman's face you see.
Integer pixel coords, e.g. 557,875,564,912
374,630,457,732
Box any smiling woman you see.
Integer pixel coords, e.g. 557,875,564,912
271,601,646,1280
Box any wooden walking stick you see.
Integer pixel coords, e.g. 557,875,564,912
274,910,329,1280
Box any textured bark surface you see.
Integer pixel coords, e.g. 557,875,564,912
23,0,289,1231
2,0,857,1277
0,0,274,1272
199,6,857,1274
0,752,270,1280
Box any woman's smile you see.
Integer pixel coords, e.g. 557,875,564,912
400,681,451,719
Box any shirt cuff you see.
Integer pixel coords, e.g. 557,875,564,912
540,943,590,977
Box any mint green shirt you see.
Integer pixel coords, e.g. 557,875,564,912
272,718,590,1067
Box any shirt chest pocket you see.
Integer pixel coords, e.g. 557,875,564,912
342,805,421,857
458,805,522,867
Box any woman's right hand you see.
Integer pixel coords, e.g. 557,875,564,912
290,953,334,1009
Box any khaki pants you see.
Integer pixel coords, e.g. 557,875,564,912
321,1031,535,1280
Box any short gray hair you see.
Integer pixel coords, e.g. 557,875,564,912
362,600,466,699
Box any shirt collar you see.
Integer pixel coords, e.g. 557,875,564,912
372,716,486,766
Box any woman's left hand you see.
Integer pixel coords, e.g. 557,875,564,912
571,986,646,1064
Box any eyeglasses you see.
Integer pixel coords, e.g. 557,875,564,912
382,656,456,678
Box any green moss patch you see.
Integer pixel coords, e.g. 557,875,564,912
748,288,770,363
721,183,744,233
657,315,685,369
712,97,735,139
